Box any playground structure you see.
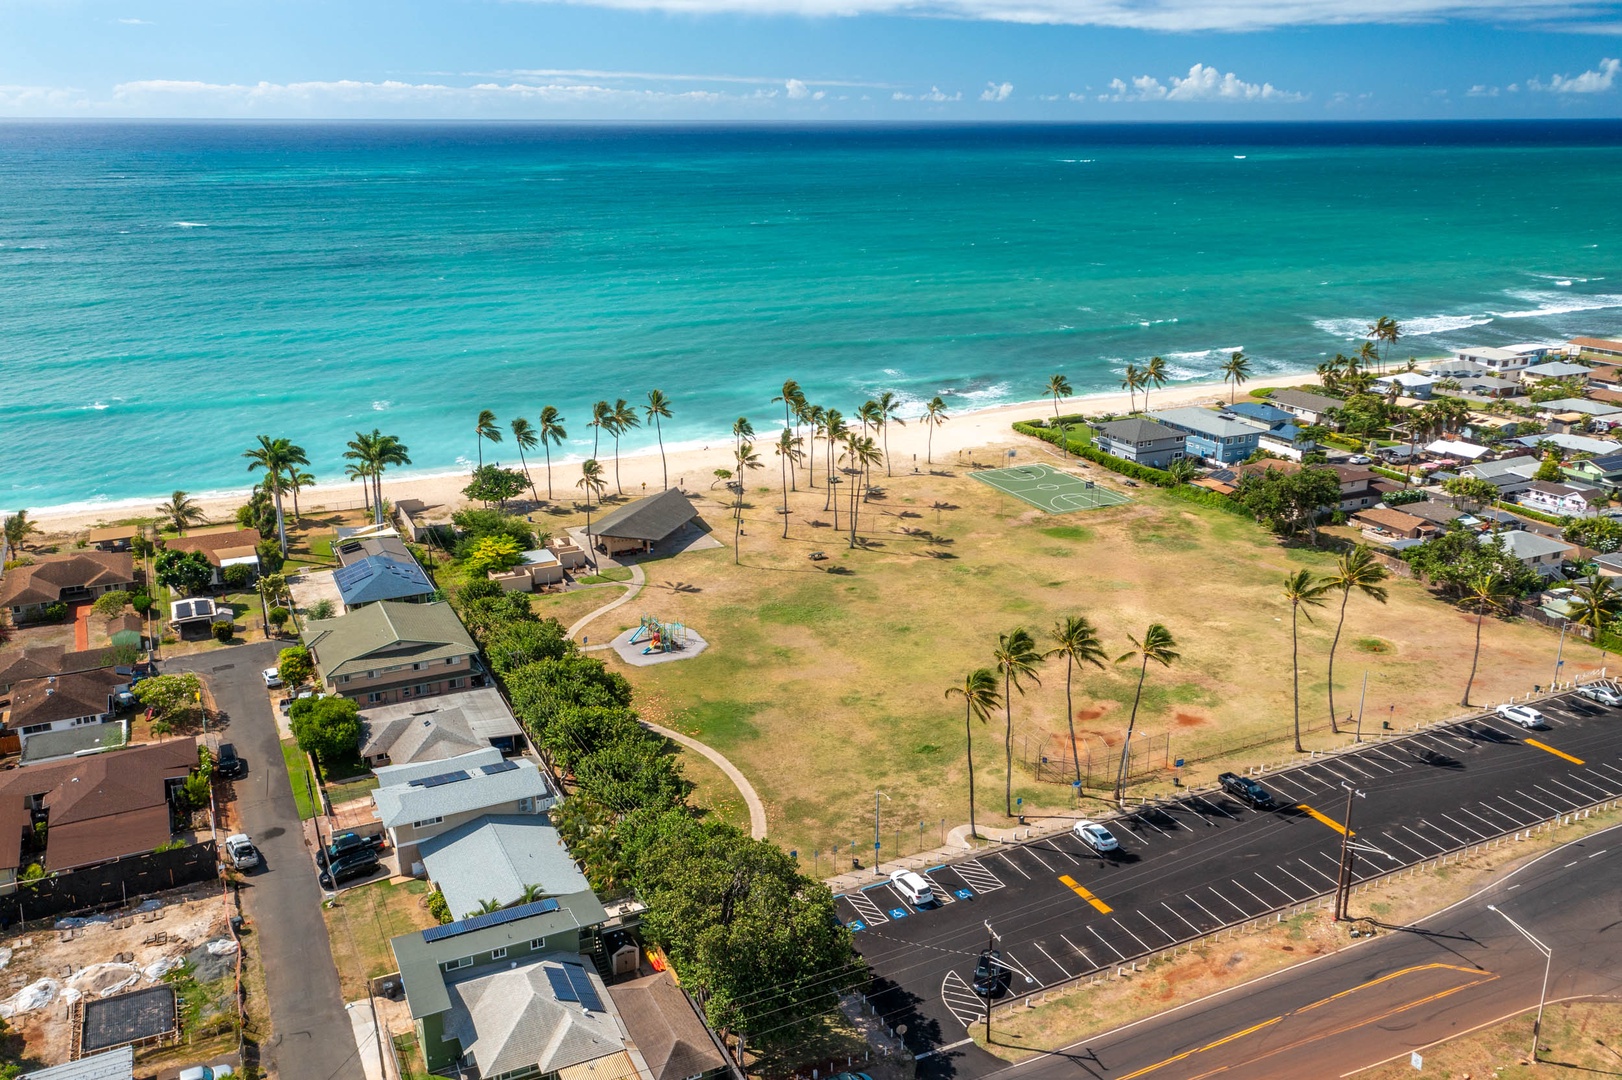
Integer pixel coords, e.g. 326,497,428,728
628,614,692,655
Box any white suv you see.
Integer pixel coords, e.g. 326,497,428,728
1496,704,1546,729
1072,819,1119,853
889,869,934,907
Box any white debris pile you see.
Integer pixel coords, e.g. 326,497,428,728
205,938,239,956
69,963,141,999
0,978,61,1018
143,955,184,981
0,947,11,972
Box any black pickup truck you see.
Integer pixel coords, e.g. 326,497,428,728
1217,772,1277,810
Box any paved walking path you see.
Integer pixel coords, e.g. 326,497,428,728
565,562,646,642
643,721,768,840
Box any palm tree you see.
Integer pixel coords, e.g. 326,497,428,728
1143,356,1168,412
584,400,607,460
856,400,884,495
344,462,373,519
155,491,205,534
1461,573,1514,707
822,410,847,516
510,418,540,504
877,391,906,477
793,398,816,485
1221,351,1251,403
475,410,501,469
774,430,803,538
474,898,503,916
1368,317,1401,371
732,416,755,460
244,435,308,556
772,381,804,490
343,429,383,523
922,397,949,465
804,404,826,488
352,430,410,525
1121,364,1144,413
1046,374,1073,456
1570,571,1622,640
288,469,315,522
538,406,567,501
946,668,1001,841
1323,546,1389,735
1165,458,1199,485
644,390,673,490
841,435,882,548
3,510,40,554
1047,616,1107,788
1316,359,1342,393
992,627,1043,817
516,882,546,904
608,398,640,496
576,459,607,509
1282,570,1330,752
732,442,762,564
1114,623,1178,804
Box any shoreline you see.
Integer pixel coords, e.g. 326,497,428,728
23,368,1330,538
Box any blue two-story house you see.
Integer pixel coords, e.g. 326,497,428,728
1093,418,1187,469
1148,407,1261,465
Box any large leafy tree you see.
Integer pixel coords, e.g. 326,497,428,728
946,668,1000,841
1234,466,1342,545
463,465,529,508
1323,546,1389,735
277,645,315,687
1047,615,1107,787
1283,570,1329,752
991,627,1043,816
154,549,214,596
289,695,362,768
1115,624,1178,803
1407,526,1540,597
134,673,203,724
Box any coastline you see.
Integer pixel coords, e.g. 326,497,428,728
25,368,1329,538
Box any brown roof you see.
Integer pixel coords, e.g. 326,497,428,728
0,646,121,690
105,612,144,636
1234,459,1302,478
48,806,175,871
86,525,139,543
1330,465,1379,484
160,528,262,566
1350,507,1432,535
0,796,32,873
1589,388,1622,404
606,971,725,1080
1572,337,1622,352
0,552,135,609
8,668,125,728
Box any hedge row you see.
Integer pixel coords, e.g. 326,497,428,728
1014,421,1178,487
1165,484,1252,517
1493,499,1568,527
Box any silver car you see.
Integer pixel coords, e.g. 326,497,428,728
1577,683,1622,706
1072,819,1119,852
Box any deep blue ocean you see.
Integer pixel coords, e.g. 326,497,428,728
4,120,1622,513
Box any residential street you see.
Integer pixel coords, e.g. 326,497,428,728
167,641,364,1080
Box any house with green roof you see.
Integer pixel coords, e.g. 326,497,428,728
300,601,481,706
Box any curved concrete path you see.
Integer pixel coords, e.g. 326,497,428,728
644,721,768,840
566,561,646,642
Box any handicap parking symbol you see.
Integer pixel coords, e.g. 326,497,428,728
848,919,867,932
888,907,910,920
954,888,973,900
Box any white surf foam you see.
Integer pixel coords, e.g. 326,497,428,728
1489,291,1622,320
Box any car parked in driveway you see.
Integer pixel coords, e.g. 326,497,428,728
1072,819,1119,852
1218,772,1277,810
972,949,1008,998
319,850,380,890
1578,683,1622,706
1496,703,1546,729
889,869,934,907
319,831,381,868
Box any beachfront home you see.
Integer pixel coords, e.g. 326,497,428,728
1147,408,1260,465
1454,346,1535,375
1519,481,1608,519
301,600,480,706
159,527,262,587
359,687,524,768
370,746,558,874
1520,360,1592,385
1092,418,1187,469
0,552,137,624
590,487,702,558
1372,372,1436,400
85,526,140,552
1564,452,1622,491
334,555,436,609
1483,530,1576,577
1350,507,1438,541
334,532,415,567
1266,389,1343,427
4,668,126,751
1572,337,1622,363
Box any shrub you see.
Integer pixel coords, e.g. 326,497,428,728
290,696,362,767
256,538,285,573
277,646,315,687
464,535,524,576
307,598,337,621
451,509,537,555
211,620,235,643
222,563,254,590
131,594,153,614
43,602,68,623
427,891,452,924
92,590,132,616
268,606,291,630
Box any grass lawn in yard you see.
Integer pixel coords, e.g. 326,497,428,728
281,739,318,820
604,440,1571,863
326,775,379,806
322,878,437,1000
578,567,634,584
530,588,623,630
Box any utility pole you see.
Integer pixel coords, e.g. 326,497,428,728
1553,622,1568,690
1333,781,1365,922
1488,904,1553,1064
873,790,889,877
983,921,1001,1045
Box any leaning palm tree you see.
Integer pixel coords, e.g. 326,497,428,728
856,400,884,492
343,430,382,520
1121,364,1144,413
732,442,763,565
841,435,882,548
288,469,316,522
576,459,607,510
803,403,826,488
732,416,755,459
608,398,640,495
1046,374,1073,457
155,491,205,534
922,396,949,465
344,429,410,525
1047,616,1107,788
1283,570,1330,752
946,668,1002,841
1143,356,1169,412
1369,317,1401,371
992,627,1043,817
537,406,567,501
644,390,673,490
1461,572,1514,707
3,510,40,553
1221,351,1251,403
243,435,308,556
1570,571,1622,641
773,430,803,539
821,409,847,515
1114,623,1178,804
1323,546,1389,735
772,381,804,491
344,462,373,520
509,417,540,504
475,410,501,469
877,391,906,477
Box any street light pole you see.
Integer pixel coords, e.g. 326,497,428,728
1355,671,1369,743
1553,622,1568,690
984,921,1001,1045
1334,781,1365,922
873,790,889,877
1488,904,1553,1064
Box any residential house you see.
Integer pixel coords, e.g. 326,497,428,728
1423,439,1493,463
1483,530,1576,577
590,488,702,558
1517,432,1621,457
1518,481,1608,519
388,896,640,1078
0,738,197,885
0,552,136,624
360,687,524,768
85,526,139,553
1592,552,1622,579
1454,346,1535,375
608,971,729,1080
420,815,590,920
5,668,126,751
1462,455,1543,497
1350,507,1438,541
1266,389,1344,427
394,498,455,545
334,532,416,568
1222,402,1294,428
489,549,568,594
1222,403,1316,460
159,527,262,586
168,597,232,639
301,601,481,706
1092,418,1188,469
1504,343,1560,363
1371,372,1436,400
1571,337,1622,363
1564,452,1622,490
334,555,436,609
1402,500,1468,529
0,646,120,696
1146,408,1260,465
1535,399,1622,425
20,1046,134,1080
370,746,558,873
1520,360,1592,385
1456,374,1523,399
1329,465,1382,513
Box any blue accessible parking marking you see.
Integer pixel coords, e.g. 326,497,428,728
848,920,867,932
889,907,910,920
954,888,973,900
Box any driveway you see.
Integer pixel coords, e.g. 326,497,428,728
166,642,363,1080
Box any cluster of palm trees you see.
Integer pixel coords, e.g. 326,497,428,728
238,429,413,557
946,616,1181,838
1279,546,1391,752
243,435,312,556
475,394,674,512
1119,356,1170,414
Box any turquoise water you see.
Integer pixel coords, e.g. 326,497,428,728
4,121,1622,512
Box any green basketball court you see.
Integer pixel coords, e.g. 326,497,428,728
971,462,1133,513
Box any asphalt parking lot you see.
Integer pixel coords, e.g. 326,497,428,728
847,689,1622,1070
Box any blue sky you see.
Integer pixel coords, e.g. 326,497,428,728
1,0,1620,119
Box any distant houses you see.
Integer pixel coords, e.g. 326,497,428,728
1147,407,1259,465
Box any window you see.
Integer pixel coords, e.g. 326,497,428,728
20,724,52,736
529,937,546,950
340,674,351,684
368,692,383,704
442,956,472,972
448,677,464,689
400,687,412,699
412,816,443,829
367,670,378,679
446,656,460,665
412,662,427,671
490,947,507,960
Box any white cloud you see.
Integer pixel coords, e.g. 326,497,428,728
117,17,153,24
892,86,962,101
1529,57,1620,93
784,78,826,100
1467,84,1500,96
0,84,88,111
980,81,1014,101
1100,63,1305,103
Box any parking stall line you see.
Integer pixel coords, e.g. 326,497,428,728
919,871,957,904
1420,819,1468,847
1439,812,1485,840
1059,934,1096,970
1401,824,1447,854
1458,806,1503,834
952,859,1006,894
1230,878,1271,909
1478,800,1531,827
994,851,1033,880
1185,893,1225,927
1533,783,1583,809
1000,950,1042,988
1380,831,1427,861
1351,754,1393,775
1300,859,1340,887
1589,762,1622,784
1316,762,1360,786
1278,865,1319,895
1338,756,1380,778
1163,901,1203,937
1154,808,1197,833
1130,812,1172,837
1475,717,1528,740
1369,746,1414,769
1089,925,1129,962
1510,790,1566,816
1031,941,1074,979
1496,793,1549,819
1193,795,1239,820
1525,738,1585,764
1209,886,1253,919
1021,845,1056,873
1041,840,1081,865
843,890,890,927
1112,917,1155,954
1264,773,1317,799
1252,872,1300,903
1562,773,1615,799
1136,912,1179,945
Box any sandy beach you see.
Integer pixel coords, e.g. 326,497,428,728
27,369,1329,539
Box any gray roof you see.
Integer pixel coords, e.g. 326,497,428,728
421,815,591,920
445,958,626,1076
1094,418,1185,443
1516,433,1621,456
372,749,554,828
1483,531,1574,560
1537,398,1622,415
1523,361,1592,378
301,601,475,681
1268,388,1344,414
334,533,414,565
1148,407,1260,440
333,554,435,607
1464,455,1540,479
1403,501,1465,526
20,722,126,765
22,1047,134,1080
361,688,523,765
590,488,698,542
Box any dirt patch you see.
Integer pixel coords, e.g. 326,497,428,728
1074,706,1108,722
1174,712,1209,728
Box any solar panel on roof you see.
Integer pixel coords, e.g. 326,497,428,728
419,898,561,943
481,760,519,775
545,966,578,1003
565,965,602,1011
407,769,469,789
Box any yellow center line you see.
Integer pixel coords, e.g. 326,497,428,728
1057,874,1113,914
1296,803,1354,837
1525,738,1585,765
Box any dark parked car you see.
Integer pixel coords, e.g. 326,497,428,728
215,743,247,780
319,831,381,868
319,851,380,890
972,949,1008,998
1218,772,1277,810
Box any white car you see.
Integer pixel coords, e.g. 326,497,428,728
889,869,934,907
1577,683,1622,706
179,1067,234,1080
1072,819,1120,853
224,834,261,871
262,667,283,689
1496,704,1546,729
